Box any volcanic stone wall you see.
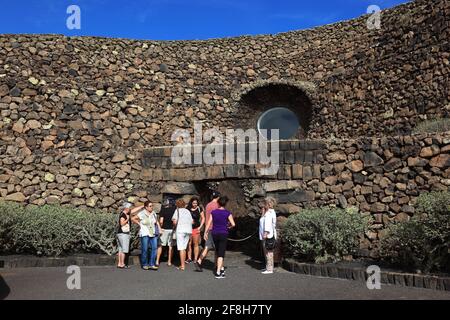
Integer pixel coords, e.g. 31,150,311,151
0,0,448,222
140,133,450,211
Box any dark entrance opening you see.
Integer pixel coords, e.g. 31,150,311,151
193,180,262,260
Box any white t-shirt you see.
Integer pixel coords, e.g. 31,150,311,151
172,208,193,234
259,209,277,240
138,209,157,237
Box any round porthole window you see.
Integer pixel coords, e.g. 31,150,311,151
257,107,300,140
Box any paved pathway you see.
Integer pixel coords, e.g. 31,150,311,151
1,253,449,300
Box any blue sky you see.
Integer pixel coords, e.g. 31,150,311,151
0,0,409,40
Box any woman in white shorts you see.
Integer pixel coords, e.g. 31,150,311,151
172,199,193,271
157,198,177,266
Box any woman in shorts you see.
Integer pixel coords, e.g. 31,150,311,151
186,197,205,264
172,199,193,271
157,198,176,266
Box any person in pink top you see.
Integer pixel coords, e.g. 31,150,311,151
194,191,220,272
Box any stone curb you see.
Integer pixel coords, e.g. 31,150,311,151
0,255,141,268
282,259,450,291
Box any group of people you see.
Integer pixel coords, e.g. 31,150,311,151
116,191,278,278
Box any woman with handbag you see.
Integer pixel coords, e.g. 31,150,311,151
259,197,277,274
116,202,133,269
172,199,193,271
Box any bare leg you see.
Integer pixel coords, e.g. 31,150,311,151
156,245,162,265
179,250,186,270
187,235,193,261
118,252,125,267
193,234,201,261
198,246,208,264
168,246,173,265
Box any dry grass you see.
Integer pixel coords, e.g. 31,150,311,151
413,118,450,134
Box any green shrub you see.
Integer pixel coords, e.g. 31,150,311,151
0,201,22,252
413,118,450,134
0,202,138,256
282,206,368,264
380,191,450,273
415,191,450,216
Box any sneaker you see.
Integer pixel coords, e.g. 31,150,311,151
261,270,273,274
220,267,225,274
149,266,159,270
215,272,226,279
142,266,150,270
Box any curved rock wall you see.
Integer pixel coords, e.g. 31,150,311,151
0,0,448,222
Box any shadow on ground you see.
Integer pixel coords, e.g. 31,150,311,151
229,234,266,271
0,275,11,300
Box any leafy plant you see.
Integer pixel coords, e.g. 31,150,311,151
282,206,368,263
380,191,450,273
0,202,139,256
0,201,22,252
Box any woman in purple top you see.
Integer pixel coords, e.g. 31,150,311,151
204,196,235,279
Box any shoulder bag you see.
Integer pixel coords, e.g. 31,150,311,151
264,211,277,250
265,237,276,251
120,213,130,233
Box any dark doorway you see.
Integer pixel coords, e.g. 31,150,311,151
190,179,263,260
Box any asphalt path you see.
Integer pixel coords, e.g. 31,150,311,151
1,252,449,300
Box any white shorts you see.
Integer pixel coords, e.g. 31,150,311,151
176,232,191,251
160,229,175,247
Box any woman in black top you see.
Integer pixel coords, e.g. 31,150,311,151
186,197,205,263
116,203,132,268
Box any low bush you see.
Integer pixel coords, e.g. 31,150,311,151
413,118,450,134
380,191,450,273
0,202,22,253
282,206,368,264
0,202,138,256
